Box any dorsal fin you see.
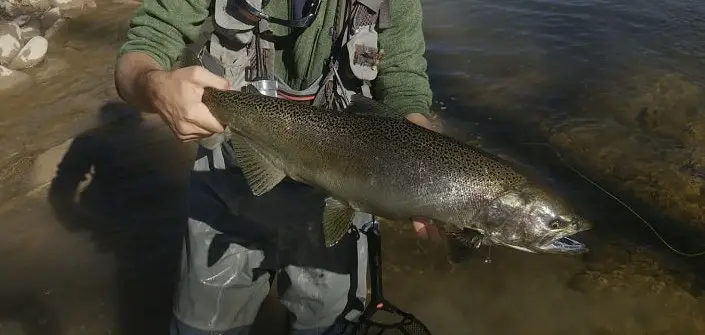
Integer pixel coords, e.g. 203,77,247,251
344,94,401,118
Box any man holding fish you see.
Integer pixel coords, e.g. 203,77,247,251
114,0,440,333
114,0,590,334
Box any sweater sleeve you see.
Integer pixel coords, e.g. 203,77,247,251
374,0,433,117
117,0,212,71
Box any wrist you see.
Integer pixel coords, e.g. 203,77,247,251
114,52,165,113
137,68,164,96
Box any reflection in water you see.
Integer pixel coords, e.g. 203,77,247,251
1,0,705,333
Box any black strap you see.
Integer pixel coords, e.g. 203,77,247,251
186,17,227,77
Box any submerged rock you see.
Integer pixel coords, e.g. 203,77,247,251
51,0,96,18
40,6,61,30
43,17,66,40
0,0,52,17
11,14,31,26
19,17,42,42
0,64,32,91
538,69,705,241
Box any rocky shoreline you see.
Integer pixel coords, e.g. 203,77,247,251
0,0,96,91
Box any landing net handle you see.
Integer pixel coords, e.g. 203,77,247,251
342,218,433,335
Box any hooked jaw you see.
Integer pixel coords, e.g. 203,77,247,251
496,234,589,254
537,235,588,254
487,220,592,255
483,231,590,255
535,219,592,254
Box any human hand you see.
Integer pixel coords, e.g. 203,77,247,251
143,66,230,141
406,112,436,131
405,112,442,242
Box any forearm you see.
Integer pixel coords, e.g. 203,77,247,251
114,51,163,113
374,0,433,117
118,0,212,69
114,0,212,110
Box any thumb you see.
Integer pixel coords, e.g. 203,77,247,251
183,66,231,90
413,221,429,239
406,113,435,131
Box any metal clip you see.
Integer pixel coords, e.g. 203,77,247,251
348,225,361,240
251,79,279,97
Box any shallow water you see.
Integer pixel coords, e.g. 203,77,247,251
1,0,705,334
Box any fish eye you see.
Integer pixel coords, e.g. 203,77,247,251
548,219,566,230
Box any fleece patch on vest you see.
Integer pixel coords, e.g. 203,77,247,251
347,25,380,81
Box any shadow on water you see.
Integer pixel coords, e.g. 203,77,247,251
46,102,191,334
44,102,367,334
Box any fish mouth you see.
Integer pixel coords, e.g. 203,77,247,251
537,235,588,254
478,228,590,255
536,220,592,254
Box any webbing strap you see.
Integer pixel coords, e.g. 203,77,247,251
186,17,226,77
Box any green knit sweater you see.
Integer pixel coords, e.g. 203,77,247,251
117,0,432,115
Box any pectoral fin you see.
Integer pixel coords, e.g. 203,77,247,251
444,227,485,264
230,133,286,196
322,197,355,247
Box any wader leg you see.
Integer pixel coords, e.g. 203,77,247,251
171,142,272,335
280,213,370,335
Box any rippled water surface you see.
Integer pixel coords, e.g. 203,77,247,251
1,0,705,334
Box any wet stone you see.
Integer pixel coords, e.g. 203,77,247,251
0,22,22,66
8,35,48,69
19,17,42,43
40,7,61,31
53,0,97,18
0,64,32,91
43,17,67,40
1,0,52,17
12,14,32,26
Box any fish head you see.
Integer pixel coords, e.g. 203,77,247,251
480,183,592,254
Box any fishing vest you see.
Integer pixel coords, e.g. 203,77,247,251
188,0,391,112
192,2,384,318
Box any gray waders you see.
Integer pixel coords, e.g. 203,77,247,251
170,0,391,333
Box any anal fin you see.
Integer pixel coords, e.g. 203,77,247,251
230,132,286,196
322,197,356,247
